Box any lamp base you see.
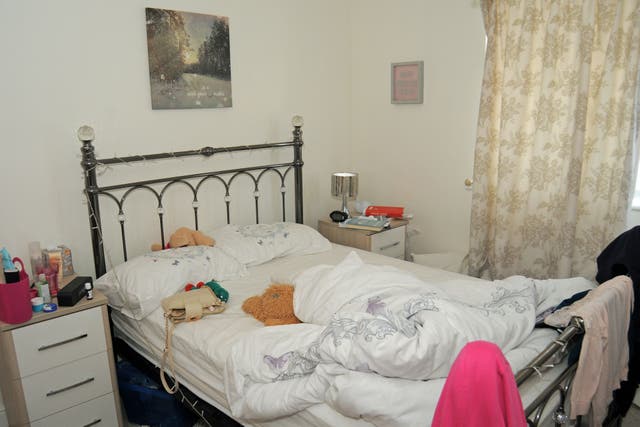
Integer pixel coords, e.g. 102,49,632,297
340,194,351,218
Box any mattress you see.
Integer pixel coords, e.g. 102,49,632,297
110,244,586,427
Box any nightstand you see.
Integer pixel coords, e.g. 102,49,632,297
0,277,123,426
318,218,408,259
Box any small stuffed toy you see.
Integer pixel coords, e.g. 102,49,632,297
151,227,215,251
204,280,229,302
242,283,301,326
185,280,229,303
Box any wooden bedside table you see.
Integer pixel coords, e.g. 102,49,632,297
0,277,123,427
318,218,408,259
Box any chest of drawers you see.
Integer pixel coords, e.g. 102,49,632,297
318,218,408,259
0,289,122,426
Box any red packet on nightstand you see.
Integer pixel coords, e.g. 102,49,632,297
364,205,404,218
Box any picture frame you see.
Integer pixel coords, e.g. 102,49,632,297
390,61,424,104
145,8,232,109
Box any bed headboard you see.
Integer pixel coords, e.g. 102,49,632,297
79,117,304,277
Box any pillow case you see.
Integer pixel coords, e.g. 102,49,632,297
95,246,246,320
210,222,331,266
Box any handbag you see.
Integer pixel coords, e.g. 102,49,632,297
160,287,225,393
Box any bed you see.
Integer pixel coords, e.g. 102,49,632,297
78,118,628,427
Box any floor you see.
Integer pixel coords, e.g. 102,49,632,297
622,404,640,426
124,406,640,426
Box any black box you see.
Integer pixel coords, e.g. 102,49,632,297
58,276,92,306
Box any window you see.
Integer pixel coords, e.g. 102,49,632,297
634,165,640,209
633,72,640,209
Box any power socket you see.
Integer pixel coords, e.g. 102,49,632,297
407,227,422,238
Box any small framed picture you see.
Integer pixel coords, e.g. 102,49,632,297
391,61,424,104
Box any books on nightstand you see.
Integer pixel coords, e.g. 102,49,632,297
339,216,390,231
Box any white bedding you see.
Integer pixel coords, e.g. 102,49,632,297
107,244,595,427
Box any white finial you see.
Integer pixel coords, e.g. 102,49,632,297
77,125,95,142
291,115,304,127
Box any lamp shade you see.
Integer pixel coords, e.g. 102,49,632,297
331,172,358,198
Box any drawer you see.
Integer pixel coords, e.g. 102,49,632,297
370,226,405,259
31,393,118,427
12,306,107,376
21,352,113,421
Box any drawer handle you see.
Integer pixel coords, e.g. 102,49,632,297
46,377,95,397
38,333,88,351
83,419,102,427
379,241,400,251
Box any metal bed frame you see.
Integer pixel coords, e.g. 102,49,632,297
79,118,589,427
80,119,304,278
516,317,584,426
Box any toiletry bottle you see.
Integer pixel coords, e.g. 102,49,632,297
85,282,93,300
38,276,51,303
47,268,59,297
28,241,43,280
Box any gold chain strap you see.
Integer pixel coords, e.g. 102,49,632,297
160,314,179,394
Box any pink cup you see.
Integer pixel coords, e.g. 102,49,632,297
0,258,32,324
0,276,32,323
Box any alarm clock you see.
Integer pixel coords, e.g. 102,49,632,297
329,210,348,223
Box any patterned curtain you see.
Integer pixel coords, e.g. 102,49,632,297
467,0,640,280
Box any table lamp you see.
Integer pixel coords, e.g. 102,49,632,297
331,172,358,221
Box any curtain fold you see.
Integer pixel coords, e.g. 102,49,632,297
468,0,640,280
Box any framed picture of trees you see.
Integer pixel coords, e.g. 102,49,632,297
145,8,232,109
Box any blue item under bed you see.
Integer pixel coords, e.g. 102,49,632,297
116,358,197,427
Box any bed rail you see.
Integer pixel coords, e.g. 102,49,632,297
515,317,585,426
515,317,584,386
79,117,305,277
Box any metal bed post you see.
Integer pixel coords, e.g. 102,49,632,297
292,115,304,224
79,127,107,278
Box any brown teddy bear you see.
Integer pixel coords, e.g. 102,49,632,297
242,283,301,326
151,227,215,251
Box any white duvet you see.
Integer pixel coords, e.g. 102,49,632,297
225,252,553,425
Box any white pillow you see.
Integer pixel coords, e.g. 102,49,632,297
530,276,596,315
95,246,246,320
210,222,331,266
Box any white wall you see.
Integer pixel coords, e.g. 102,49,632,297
0,0,351,276
3,0,632,279
349,0,486,256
